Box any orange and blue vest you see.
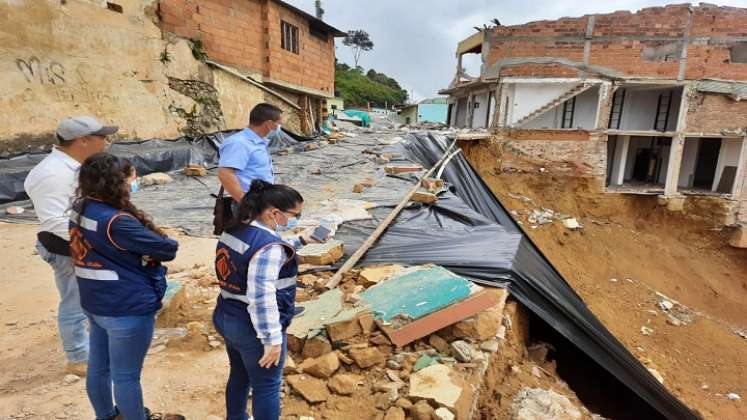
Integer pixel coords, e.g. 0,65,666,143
69,200,178,316
214,224,299,330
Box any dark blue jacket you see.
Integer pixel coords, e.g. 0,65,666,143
215,224,299,330
69,200,178,316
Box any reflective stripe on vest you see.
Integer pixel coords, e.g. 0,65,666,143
70,210,98,232
220,232,251,254
219,275,297,304
75,267,119,281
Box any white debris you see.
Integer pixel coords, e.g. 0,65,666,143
659,300,674,311
561,218,581,230
63,374,80,385
640,326,654,336
510,388,582,420
726,393,741,401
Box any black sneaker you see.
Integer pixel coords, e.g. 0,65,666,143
293,306,306,317
148,413,186,420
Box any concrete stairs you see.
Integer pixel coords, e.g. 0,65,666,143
513,83,593,127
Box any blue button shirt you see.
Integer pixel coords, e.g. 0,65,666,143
218,128,274,191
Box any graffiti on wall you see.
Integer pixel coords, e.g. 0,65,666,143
16,56,66,85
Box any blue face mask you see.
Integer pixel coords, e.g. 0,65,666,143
130,179,139,194
272,211,298,232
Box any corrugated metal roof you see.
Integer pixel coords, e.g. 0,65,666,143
696,79,747,100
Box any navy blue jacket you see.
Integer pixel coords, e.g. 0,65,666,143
69,200,178,316
215,224,299,331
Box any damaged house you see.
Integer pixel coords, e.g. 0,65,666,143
440,3,747,239
0,0,344,154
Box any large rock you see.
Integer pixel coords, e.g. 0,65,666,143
349,347,386,369
287,374,330,403
409,364,463,410
412,400,436,420
384,407,406,420
327,373,362,395
302,351,340,379
509,388,582,420
428,335,449,354
302,335,332,359
449,340,477,363
452,308,502,341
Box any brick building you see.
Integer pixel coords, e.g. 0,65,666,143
159,0,345,133
441,3,747,230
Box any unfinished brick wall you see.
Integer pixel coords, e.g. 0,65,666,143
687,93,747,134
159,0,335,94
485,4,747,80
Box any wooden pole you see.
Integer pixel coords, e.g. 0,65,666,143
324,140,457,289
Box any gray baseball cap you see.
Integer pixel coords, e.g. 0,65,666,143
56,116,118,141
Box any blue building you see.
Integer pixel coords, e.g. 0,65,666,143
398,97,448,125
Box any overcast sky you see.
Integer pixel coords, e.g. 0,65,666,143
285,0,747,101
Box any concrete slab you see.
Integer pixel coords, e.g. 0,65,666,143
297,239,344,265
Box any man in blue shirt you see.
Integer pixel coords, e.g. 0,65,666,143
218,103,283,202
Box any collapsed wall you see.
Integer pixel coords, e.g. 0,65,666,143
0,0,305,156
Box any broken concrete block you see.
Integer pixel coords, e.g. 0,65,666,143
349,347,386,369
336,350,354,365
413,355,437,372
480,339,500,353
729,225,747,248
140,172,173,186
421,177,445,192
384,407,406,420
412,400,436,420
327,373,362,395
297,240,344,265
374,381,402,402
434,408,455,420
310,168,322,175
183,164,207,177
395,398,413,410
409,364,464,411
452,308,502,341
411,191,438,204
370,333,391,346
326,314,362,343
287,374,330,403
288,334,306,354
359,264,403,287
429,335,449,354
302,351,340,379
302,335,332,359
561,218,581,230
284,355,298,374
352,183,365,193
449,340,475,363
509,388,582,420
385,164,423,174
358,312,376,333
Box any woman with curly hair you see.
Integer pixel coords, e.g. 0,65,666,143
69,153,183,420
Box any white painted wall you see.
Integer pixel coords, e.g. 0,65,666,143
471,92,490,128
712,138,744,192
679,138,700,188
619,87,682,131
510,82,578,124
522,86,599,129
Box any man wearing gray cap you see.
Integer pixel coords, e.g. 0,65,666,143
24,116,117,375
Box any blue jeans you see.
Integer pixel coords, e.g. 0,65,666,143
36,242,89,363
86,312,155,420
213,305,287,420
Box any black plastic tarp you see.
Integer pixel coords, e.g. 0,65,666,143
0,129,306,204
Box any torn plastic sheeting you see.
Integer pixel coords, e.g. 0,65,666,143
376,132,696,420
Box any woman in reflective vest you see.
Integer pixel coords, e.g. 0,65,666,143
69,153,183,420
213,179,320,420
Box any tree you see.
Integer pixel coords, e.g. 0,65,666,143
342,30,374,69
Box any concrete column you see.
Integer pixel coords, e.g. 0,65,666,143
466,92,475,128
612,135,630,185
732,136,747,196
595,82,614,130
664,83,693,196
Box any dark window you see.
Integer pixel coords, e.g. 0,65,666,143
561,96,576,128
309,25,328,41
608,88,626,129
653,90,673,132
730,43,747,63
281,21,299,54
